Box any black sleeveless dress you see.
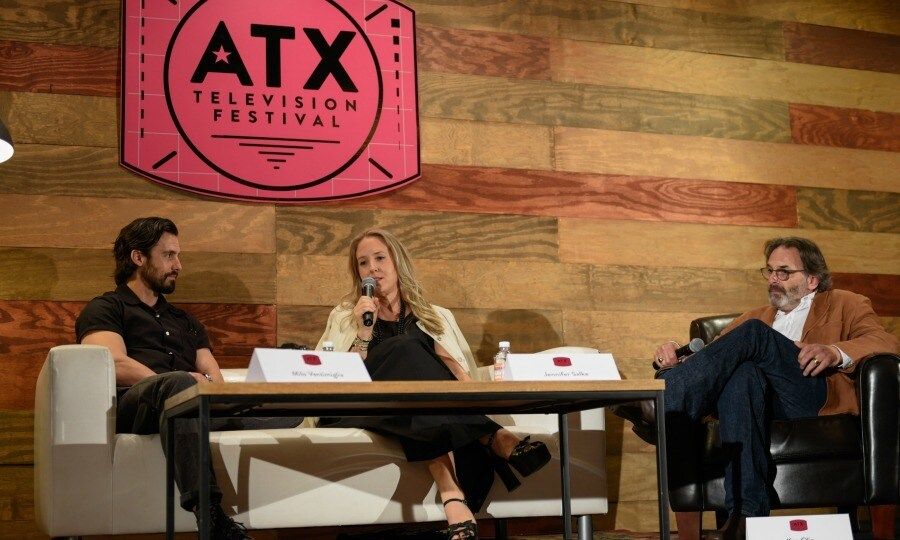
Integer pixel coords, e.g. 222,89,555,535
319,313,501,511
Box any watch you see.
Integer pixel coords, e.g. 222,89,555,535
203,373,213,382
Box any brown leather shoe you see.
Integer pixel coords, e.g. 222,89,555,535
608,401,657,444
704,512,746,540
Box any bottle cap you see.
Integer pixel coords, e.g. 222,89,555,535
498,341,510,348
323,341,334,349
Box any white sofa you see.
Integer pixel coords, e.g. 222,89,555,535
34,344,609,537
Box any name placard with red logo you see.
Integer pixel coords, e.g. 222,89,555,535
747,513,852,540
120,0,419,202
246,348,371,382
502,354,621,381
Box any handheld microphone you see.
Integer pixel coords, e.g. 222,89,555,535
651,337,705,370
361,277,377,327
675,337,705,359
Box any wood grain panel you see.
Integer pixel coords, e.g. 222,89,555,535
173,303,277,356
409,0,784,60
416,24,551,80
277,255,593,311
278,305,565,367
0,144,194,200
629,0,900,35
420,71,791,142
421,118,553,170
0,39,116,96
790,104,900,152
798,187,900,234
554,127,900,194
0,0,119,48
563,310,709,361
0,194,275,253
831,274,900,317
0,465,33,524
350,164,798,227
559,218,900,274
0,411,33,465
783,23,900,74
277,207,559,261
0,90,116,147
592,263,764,314
606,453,659,503
0,248,275,303
551,40,900,114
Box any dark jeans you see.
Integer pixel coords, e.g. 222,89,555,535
658,319,827,517
116,372,303,511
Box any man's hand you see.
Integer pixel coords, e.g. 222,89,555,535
653,341,680,369
189,372,209,383
795,341,841,376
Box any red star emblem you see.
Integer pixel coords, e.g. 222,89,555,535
211,45,230,63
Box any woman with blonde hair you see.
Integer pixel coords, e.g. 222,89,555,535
317,229,551,540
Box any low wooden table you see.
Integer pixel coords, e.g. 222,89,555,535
163,380,668,540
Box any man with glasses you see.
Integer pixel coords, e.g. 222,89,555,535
640,237,896,540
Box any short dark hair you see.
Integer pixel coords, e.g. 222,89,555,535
113,217,178,286
764,237,832,292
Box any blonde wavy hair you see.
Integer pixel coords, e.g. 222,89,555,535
340,228,444,336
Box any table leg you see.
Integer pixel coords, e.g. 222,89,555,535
558,413,572,540
655,390,670,540
198,397,210,540
166,413,175,540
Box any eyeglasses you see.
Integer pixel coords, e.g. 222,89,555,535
760,267,805,281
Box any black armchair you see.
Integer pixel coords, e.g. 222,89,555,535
668,315,899,537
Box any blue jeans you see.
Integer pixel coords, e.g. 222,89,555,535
658,319,827,516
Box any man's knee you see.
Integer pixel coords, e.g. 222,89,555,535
153,371,197,396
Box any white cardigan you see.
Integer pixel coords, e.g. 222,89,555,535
315,303,480,376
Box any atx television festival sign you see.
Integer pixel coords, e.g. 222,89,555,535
120,0,419,202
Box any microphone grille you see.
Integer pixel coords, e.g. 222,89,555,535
688,337,705,352
361,277,377,288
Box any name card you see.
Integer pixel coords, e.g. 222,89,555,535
246,348,371,382
503,353,621,381
747,513,852,540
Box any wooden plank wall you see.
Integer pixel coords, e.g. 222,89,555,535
0,0,898,537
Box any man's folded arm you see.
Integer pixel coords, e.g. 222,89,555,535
195,348,224,383
81,330,156,386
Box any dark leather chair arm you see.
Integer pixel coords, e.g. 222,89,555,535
857,353,900,503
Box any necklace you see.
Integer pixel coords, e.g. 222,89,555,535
373,298,406,342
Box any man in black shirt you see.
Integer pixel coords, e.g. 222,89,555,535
76,217,297,540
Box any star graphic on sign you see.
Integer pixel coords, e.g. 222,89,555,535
211,45,230,63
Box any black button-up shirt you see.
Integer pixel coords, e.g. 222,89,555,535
75,285,211,375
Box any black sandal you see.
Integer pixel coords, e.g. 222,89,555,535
485,433,551,491
442,498,477,539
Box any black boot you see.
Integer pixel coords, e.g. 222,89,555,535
196,504,252,540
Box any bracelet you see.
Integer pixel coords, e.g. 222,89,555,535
203,373,213,382
352,336,371,350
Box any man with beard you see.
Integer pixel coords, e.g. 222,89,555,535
75,217,299,540
639,237,897,540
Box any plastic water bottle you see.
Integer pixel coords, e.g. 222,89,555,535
322,341,334,352
493,341,510,381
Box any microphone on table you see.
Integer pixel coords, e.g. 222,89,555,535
361,277,377,327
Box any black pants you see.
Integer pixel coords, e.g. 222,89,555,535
116,372,303,511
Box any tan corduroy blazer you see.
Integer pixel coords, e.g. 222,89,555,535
722,289,898,416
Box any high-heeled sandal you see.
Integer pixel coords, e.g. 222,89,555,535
485,433,551,492
507,435,551,477
442,498,477,539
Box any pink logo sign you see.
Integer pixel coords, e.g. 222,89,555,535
121,0,419,202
